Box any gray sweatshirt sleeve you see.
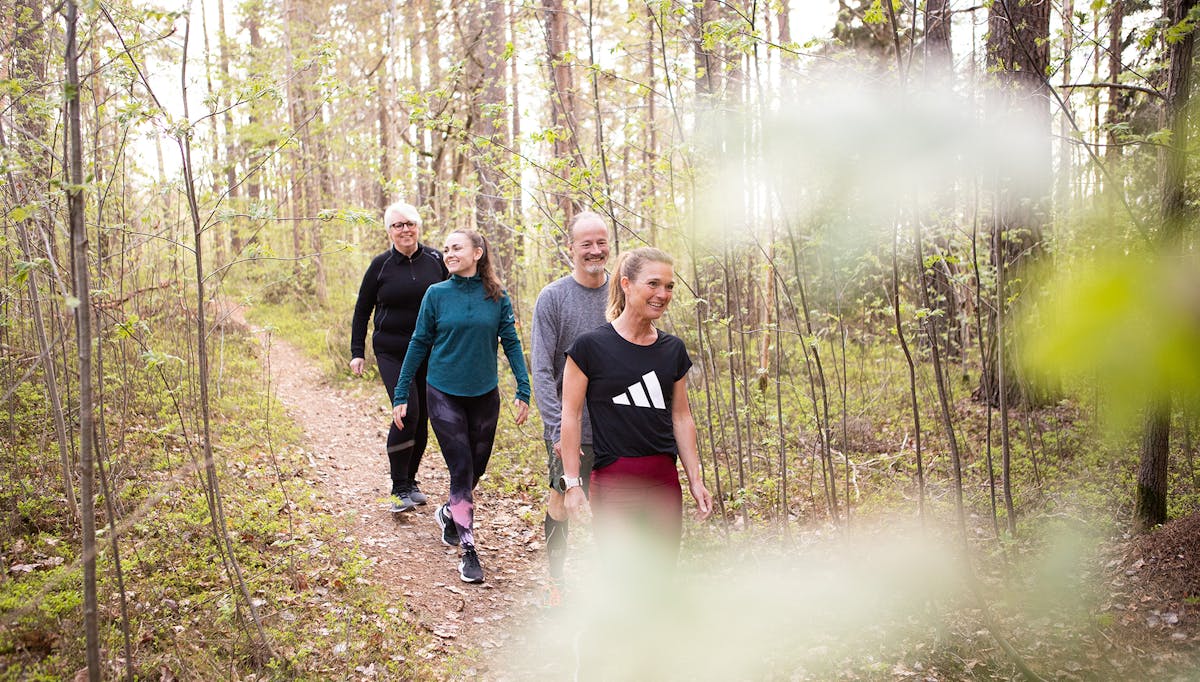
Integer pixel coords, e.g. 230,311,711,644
531,287,563,443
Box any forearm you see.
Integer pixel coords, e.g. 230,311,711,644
500,334,531,401
559,415,583,477
393,340,429,405
532,372,562,440
673,414,704,483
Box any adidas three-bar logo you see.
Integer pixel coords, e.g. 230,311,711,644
612,371,666,409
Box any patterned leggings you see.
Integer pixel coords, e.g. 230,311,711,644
426,385,500,548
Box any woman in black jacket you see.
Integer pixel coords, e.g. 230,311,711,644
350,201,448,512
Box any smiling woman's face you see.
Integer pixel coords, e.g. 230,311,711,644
443,232,482,277
388,215,420,254
622,261,674,320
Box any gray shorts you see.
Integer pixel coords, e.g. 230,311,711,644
547,440,595,494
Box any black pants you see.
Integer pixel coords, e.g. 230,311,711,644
376,350,429,494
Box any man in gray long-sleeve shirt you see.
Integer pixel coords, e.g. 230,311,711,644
531,211,611,605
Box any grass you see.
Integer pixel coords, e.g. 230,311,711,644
0,315,441,680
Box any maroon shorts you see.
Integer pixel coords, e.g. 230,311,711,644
589,454,683,552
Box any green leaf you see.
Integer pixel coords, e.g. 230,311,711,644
141,350,183,369
7,204,37,223
13,259,46,286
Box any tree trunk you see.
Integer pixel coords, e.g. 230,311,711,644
378,64,392,209
1134,403,1171,532
694,0,719,99
923,0,952,81
643,2,659,244
1104,1,1127,167
509,0,523,230
216,0,238,204
65,2,101,677
200,0,228,267
1059,0,1075,208
981,0,1051,408
243,4,264,218
464,0,511,272
543,0,578,222
1133,0,1197,533
5,0,77,522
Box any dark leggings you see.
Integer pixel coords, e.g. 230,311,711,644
376,351,429,494
425,385,500,548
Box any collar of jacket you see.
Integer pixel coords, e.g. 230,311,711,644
390,244,432,262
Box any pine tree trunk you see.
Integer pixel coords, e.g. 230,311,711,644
1134,403,1171,532
464,0,511,273
980,0,1051,408
924,0,951,80
543,0,577,221
1133,0,1197,533
1105,1,1126,167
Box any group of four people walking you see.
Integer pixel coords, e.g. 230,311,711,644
351,202,711,587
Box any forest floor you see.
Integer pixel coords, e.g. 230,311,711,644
242,312,1200,680
249,322,550,679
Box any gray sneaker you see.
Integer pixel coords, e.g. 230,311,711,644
459,547,484,583
435,503,460,547
408,482,428,505
390,491,416,513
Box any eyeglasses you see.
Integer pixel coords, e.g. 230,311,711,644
389,221,418,231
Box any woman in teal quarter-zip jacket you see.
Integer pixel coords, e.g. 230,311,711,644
392,229,530,584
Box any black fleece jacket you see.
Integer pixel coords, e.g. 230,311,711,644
350,244,449,360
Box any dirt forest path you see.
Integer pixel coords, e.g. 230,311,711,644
252,325,548,678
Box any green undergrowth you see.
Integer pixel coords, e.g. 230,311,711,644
230,278,1200,680
0,320,441,680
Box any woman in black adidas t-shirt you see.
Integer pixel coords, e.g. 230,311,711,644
559,247,712,553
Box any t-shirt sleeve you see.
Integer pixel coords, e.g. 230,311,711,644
673,338,693,382
565,334,592,376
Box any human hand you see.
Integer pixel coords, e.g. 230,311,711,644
552,441,562,459
350,357,365,376
513,399,529,426
564,485,589,521
392,403,407,430
689,479,713,521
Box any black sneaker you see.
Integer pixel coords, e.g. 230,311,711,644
435,503,460,547
390,491,416,513
408,482,428,505
459,547,484,583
